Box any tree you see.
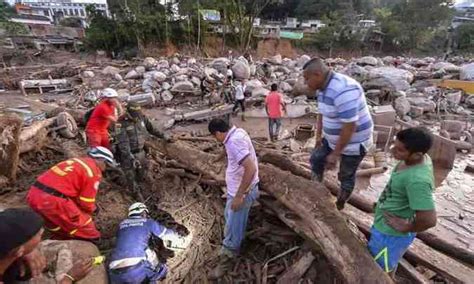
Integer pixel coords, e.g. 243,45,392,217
59,17,83,28
454,23,474,50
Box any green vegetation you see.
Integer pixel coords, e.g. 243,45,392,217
0,2,28,35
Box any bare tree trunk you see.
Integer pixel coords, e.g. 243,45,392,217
197,0,201,51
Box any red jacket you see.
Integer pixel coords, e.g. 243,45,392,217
36,157,102,213
85,99,116,134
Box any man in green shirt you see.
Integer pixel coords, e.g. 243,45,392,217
369,127,437,275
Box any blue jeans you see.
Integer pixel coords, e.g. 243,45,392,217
109,261,167,283
223,184,259,254
309,138,366,193
268,118,282,139
368,227,416,272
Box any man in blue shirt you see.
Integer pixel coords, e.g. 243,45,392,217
303,58,373,210
108,203,187,283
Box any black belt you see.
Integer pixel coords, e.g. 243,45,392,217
33,181,68,199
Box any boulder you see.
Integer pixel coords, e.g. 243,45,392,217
292,77,313,98
245,79,263,93
446,91,462,105
161,90,173,102
171,81,194,92
232,60,250,80
187,58,197,65
249,64,257,76
191,77,201,86
297,55,311,68
82,71,94,78
171,57,180,65
410,106,424,118
157,60,170,69
460,63,474,81
368,67,414,83
135,66,146,75
162,82,171,90
357,56,378,66
394,96,411,116
143,57,157,70
466,95,474,108
406,97,436,112
342,63,369,81
211,57,230,73
114,73,123,81
142,78,159,92
431,62,461,73
275,66,291,74
102,66,120,76
152,72,167,82
364,67,414,92
171,64,181,73
279,82,293,93
382,56,394,65
125,70,140,80
269,54,283,65
252,87,270,98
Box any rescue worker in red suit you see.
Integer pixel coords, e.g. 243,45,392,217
85,88,124,149
26,147,117,241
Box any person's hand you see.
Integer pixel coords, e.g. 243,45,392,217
325,152,340,170
384,212,412,233
21,248,46,278
231,195,245,211
64,258,94,283
315,138,323,149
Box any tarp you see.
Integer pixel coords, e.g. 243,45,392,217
199,9,220,22
279,31,304,40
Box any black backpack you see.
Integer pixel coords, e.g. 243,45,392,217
84,107,95,125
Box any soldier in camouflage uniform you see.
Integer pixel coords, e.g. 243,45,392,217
113,102,170,198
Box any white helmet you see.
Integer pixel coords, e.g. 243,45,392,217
88,146,117,167
128,202,149,217
101,88,118,99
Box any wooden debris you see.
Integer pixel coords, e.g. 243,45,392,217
0,115,22,182
276,251,315,284
398,259,430,284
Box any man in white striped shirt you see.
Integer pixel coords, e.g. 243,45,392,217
303,58,373,210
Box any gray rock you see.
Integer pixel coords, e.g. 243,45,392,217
446,91,462,105
279,82,293,93
394,96,411,116
143,57,157,70
292,77,313,98
135,66,146,75
161,90,173,102
431,62,460,73
232,60,250,80
364,67,414,91
171,64,181,73
102,66,120,75
187,58,197,65
171,57,180,65
297,55,311,68
211,57,230,73
114,73,123,81
82,71,95,78
406,97,436,112
157,60,170,69
466,95,474,108
342,63,369,81
357,56,378,66
125,70,140,80
175,74,189,82
191,77,201,86
245,79,263,93
269,54,282,65
252,87,270,97
366,89,382,99
162,82,171,90
153,72,167,82
171,81,194,92
142,78,158,92
461,63,474,81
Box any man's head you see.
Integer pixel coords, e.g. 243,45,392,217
0,208,44,261
271,83,278,92
88,146,118,170
208,118,230,143
128,202,149,218
127,101,142,119
101,88,119,102
303,58,330,92
391,127,433,162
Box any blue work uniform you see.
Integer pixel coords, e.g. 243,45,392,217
108,216,177,283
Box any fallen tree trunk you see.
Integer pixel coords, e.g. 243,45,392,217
20,128,48,154
149,141,392,283
19,118,55,142
343,205,474,284
260,150,474,266
0,115,22,182
259,164,392,283
398,259,430,284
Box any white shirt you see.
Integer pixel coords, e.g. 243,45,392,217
235,84,246,100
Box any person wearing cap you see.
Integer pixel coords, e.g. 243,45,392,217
85,88,124,149
113,102,171,197
0,208,93,284
108,203,188,283
26,147,117,241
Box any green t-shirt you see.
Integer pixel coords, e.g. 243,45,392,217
374,155,435,236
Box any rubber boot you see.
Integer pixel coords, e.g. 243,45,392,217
335,189,351,210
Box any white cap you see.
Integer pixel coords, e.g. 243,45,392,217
101,88,118,99
88,146,117,167
128,202,149,217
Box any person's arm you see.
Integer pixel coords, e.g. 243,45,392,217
144,117,165,139
59,259,94,284
315,113,323,148
384,181,437,233
332,122,357,155
265,96,270,115
231,155,257,211
76,176,100,214
280,94,287,113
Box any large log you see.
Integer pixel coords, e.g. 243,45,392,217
19,118,55,142
276,251,315,284
20,128,48,154
260,150,474,266
0,115,22,182
343,205,474,284
259,164,392,283
149,141,392,283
